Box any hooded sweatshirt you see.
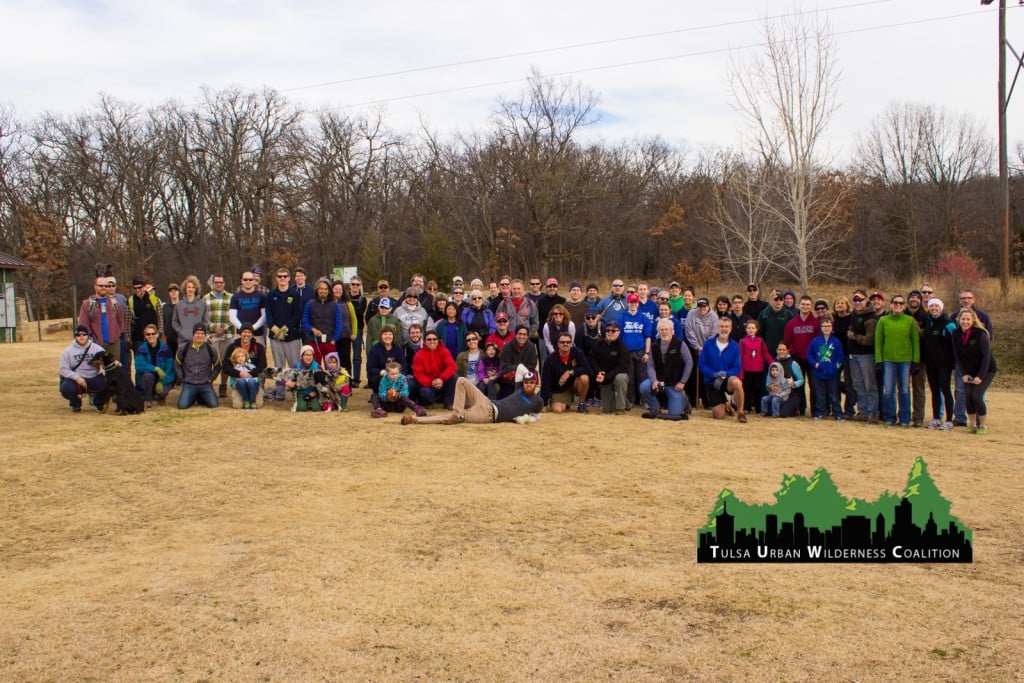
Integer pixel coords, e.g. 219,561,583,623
765,362,791,400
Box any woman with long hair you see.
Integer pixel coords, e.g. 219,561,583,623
951,308,996,434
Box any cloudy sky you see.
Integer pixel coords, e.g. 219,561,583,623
2,0,1019,160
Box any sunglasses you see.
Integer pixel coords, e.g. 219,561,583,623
747,287,758,292
852,297,865,302
892,300,906,305
425,337,439,342
276,274,289,279
378,284,389,289
815,306,827,311
612,283,624,287
921,290,934,295
500,282,511,287
466,337,479,342
75,331,89,336
242,277,255,282
144,332,158,337
530,282,541,286
558,340,572,345
606,327,620,332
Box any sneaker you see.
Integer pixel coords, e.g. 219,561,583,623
867,415,880,425
834,416,844,421
401,414,415,425
371,407,388,418
577,402,588,414
939,421,953,431
912,420,923,428
976,426,989,435
737,412,747,424
965,425,978,434
813,416,823,420
927,419,941,430
953,420,968,428
641,409,659,419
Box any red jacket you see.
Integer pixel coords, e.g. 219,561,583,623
413,344,457,386
739,335,774,373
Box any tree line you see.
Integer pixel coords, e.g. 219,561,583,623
0,72,1021,319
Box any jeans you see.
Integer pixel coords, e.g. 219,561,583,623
178,382,219,409
761,394,785,416
953,372,968,423
352,333,364,383
811,375,842,418
235,378,260,403
638,378,687,416
882,361,911,425
60,375,107,409
848,354,878,418
418,376,457,408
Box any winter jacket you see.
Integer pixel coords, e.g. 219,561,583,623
540,346,592,402
412,344,457,386
133,339,176,387
952,328,996,379
807,334,844,381
921,313,956,369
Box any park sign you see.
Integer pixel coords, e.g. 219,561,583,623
697,457,972,563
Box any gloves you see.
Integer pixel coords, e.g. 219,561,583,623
155,381,164,395
278,325,289,341
270,325,281,337
910,362,920,376
155,368,165,379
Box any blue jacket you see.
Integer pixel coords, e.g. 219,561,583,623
266,286,303,341
698,337,742,379
134,340,176,387
807,334,845,381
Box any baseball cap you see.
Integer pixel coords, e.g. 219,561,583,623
521,370,538,382
193,322,208,333
546,278,558,286
251,265,263,275
74,325,90,336
668,281,681,288
696,298,710,307
495,313,510,322
626,293,640,303
604,320,620,330
378,297,392,309
132,276,146,286
870,291,885,300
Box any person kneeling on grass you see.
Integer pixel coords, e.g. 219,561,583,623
697,317,747,423
403,368,544,425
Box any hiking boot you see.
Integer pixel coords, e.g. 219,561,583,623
641,409,659,419
218,385,228,399
401,414,415,425
867,415,879,425
371,407,388,418
737,412,748,424
912,420,923,428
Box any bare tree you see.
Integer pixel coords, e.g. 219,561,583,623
698,150,781,284
729,11,852,291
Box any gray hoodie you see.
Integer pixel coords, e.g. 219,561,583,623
765,361,791,400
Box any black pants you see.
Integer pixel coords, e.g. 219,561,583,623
925,366,954,421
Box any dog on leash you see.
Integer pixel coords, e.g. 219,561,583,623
94,352,145,415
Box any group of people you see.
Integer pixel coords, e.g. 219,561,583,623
58,267,997,433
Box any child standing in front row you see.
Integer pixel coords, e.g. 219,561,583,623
807,317,845,419
739,320,773,414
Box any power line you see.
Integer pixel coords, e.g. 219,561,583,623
332,6,1017,111
282,0,896,94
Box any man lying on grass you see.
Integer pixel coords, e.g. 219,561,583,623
402,369,544,425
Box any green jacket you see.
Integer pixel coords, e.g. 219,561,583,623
875,313,920,363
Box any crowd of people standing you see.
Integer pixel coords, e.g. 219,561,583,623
59,266,997,433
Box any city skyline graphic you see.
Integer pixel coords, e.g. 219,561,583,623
697,457,972,563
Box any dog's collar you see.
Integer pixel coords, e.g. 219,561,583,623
104,360,123,371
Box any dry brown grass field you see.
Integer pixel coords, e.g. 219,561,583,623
2,327,1022,681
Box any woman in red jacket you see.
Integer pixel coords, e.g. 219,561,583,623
412,330,458,408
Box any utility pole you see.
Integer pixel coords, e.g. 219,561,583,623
981,0,1023,297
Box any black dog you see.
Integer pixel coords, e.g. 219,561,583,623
95,352,145,415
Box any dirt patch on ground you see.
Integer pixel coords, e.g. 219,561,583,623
1,337,1021,680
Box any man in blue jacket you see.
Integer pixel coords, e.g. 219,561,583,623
698,317,747,423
